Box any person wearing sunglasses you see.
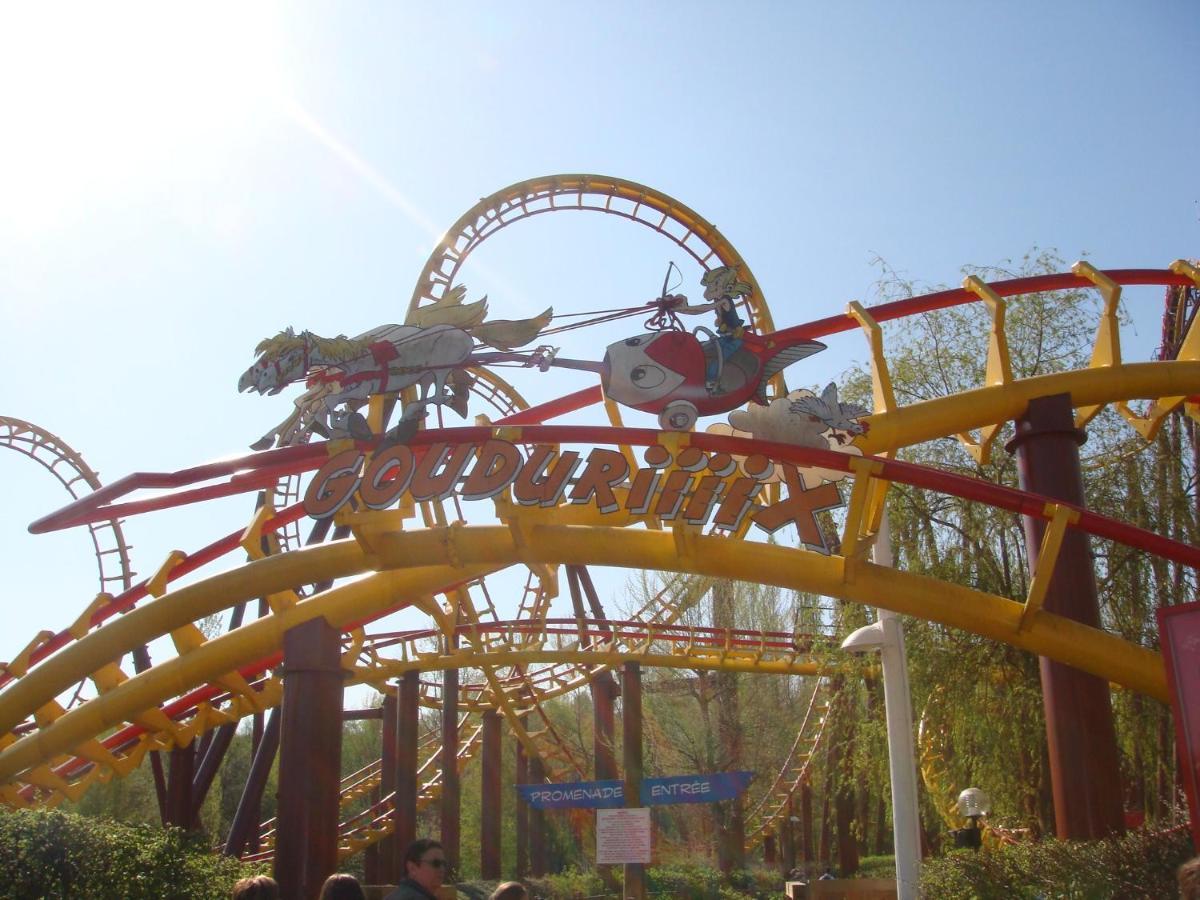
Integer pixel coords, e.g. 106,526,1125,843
385,838,449,900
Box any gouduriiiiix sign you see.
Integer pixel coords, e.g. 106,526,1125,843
304,439,844,552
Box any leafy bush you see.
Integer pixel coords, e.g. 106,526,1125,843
0,807,258,900
524,867,607,899
918,827,1193,899
515,862,777,899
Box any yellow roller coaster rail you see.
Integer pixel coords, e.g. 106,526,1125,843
2,261,1197,857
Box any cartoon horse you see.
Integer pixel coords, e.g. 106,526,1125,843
240,289,551,448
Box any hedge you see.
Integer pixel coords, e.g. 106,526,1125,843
0,807,257,900
919,826,1194,899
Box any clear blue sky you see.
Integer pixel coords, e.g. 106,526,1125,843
0,3,1196,684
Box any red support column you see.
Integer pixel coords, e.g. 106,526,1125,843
395,671,419,857
515,740,529,878
377,691,400,885
481,711,503,879
441,653,461,879
593,673,619,781
529,753,548,877
593,670,620,891
165,742,195,829
1006,393,1125,839
764,833,777,865
191,722,237,825
274,617,344,900
800,781,814,872
223,708,280,857
623,661,646,900
248,710,265,853
781,795,796,874
363,791,381,885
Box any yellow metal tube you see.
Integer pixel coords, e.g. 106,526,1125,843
859,361,1200,454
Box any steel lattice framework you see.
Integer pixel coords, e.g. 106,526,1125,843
2,175,1198,865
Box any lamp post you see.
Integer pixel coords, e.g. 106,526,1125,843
840,513,921,900
953,787,990,850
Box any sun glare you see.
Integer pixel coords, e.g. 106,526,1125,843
0,4,287,234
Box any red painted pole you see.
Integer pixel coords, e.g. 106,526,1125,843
395,671,419,857
274,618,344,900
1007,393,1125,839
441,642,461,879
223,708,280,857
377,691,400,884
781,795,796,874
191,722,236,825
165,742,194,829
623,661,647,900
593,673,619,781
481,711,503,879
529,754,548,877
801,781,814,872
515,741,529,878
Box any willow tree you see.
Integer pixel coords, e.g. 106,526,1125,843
838,250,1194,839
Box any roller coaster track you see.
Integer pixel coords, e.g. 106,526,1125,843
743,682,833,850
2,411,1192,807
1,173,1196,863
240,620,824,861
0,418,133,599
407,174,777,335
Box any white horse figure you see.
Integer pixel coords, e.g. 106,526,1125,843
239,290,551,448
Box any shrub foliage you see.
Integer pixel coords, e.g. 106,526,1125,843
919,827,1193,899
0,807,256,900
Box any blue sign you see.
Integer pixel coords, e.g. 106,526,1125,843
517,772,753,809
642,771,754,805
517,779,624,809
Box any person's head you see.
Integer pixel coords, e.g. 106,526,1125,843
320,873,366,900
232,875,279,900
489,881,528,900
1180,855,1200,900
404,837,447,892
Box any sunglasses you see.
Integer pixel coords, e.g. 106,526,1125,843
420,858,447,869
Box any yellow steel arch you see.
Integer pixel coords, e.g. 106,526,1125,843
407,173,777,335
0,522,1167,793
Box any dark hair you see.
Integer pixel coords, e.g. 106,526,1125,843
1181,856,1200,900
403,837,445,870
232,875,279,900
489,881,528,900
319,873,366,900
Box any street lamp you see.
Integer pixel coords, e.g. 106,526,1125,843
839,513,921,900
953,787,990,850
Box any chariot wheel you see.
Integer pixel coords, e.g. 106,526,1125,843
659,399,698,432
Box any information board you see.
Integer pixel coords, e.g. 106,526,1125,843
596,807,652,864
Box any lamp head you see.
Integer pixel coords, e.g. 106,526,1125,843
957,787,991,819
840,621,885,654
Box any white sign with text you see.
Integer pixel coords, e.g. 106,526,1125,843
596,807,652,864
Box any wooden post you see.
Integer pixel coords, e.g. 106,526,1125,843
1007,393,1125,838
274,618,344,900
